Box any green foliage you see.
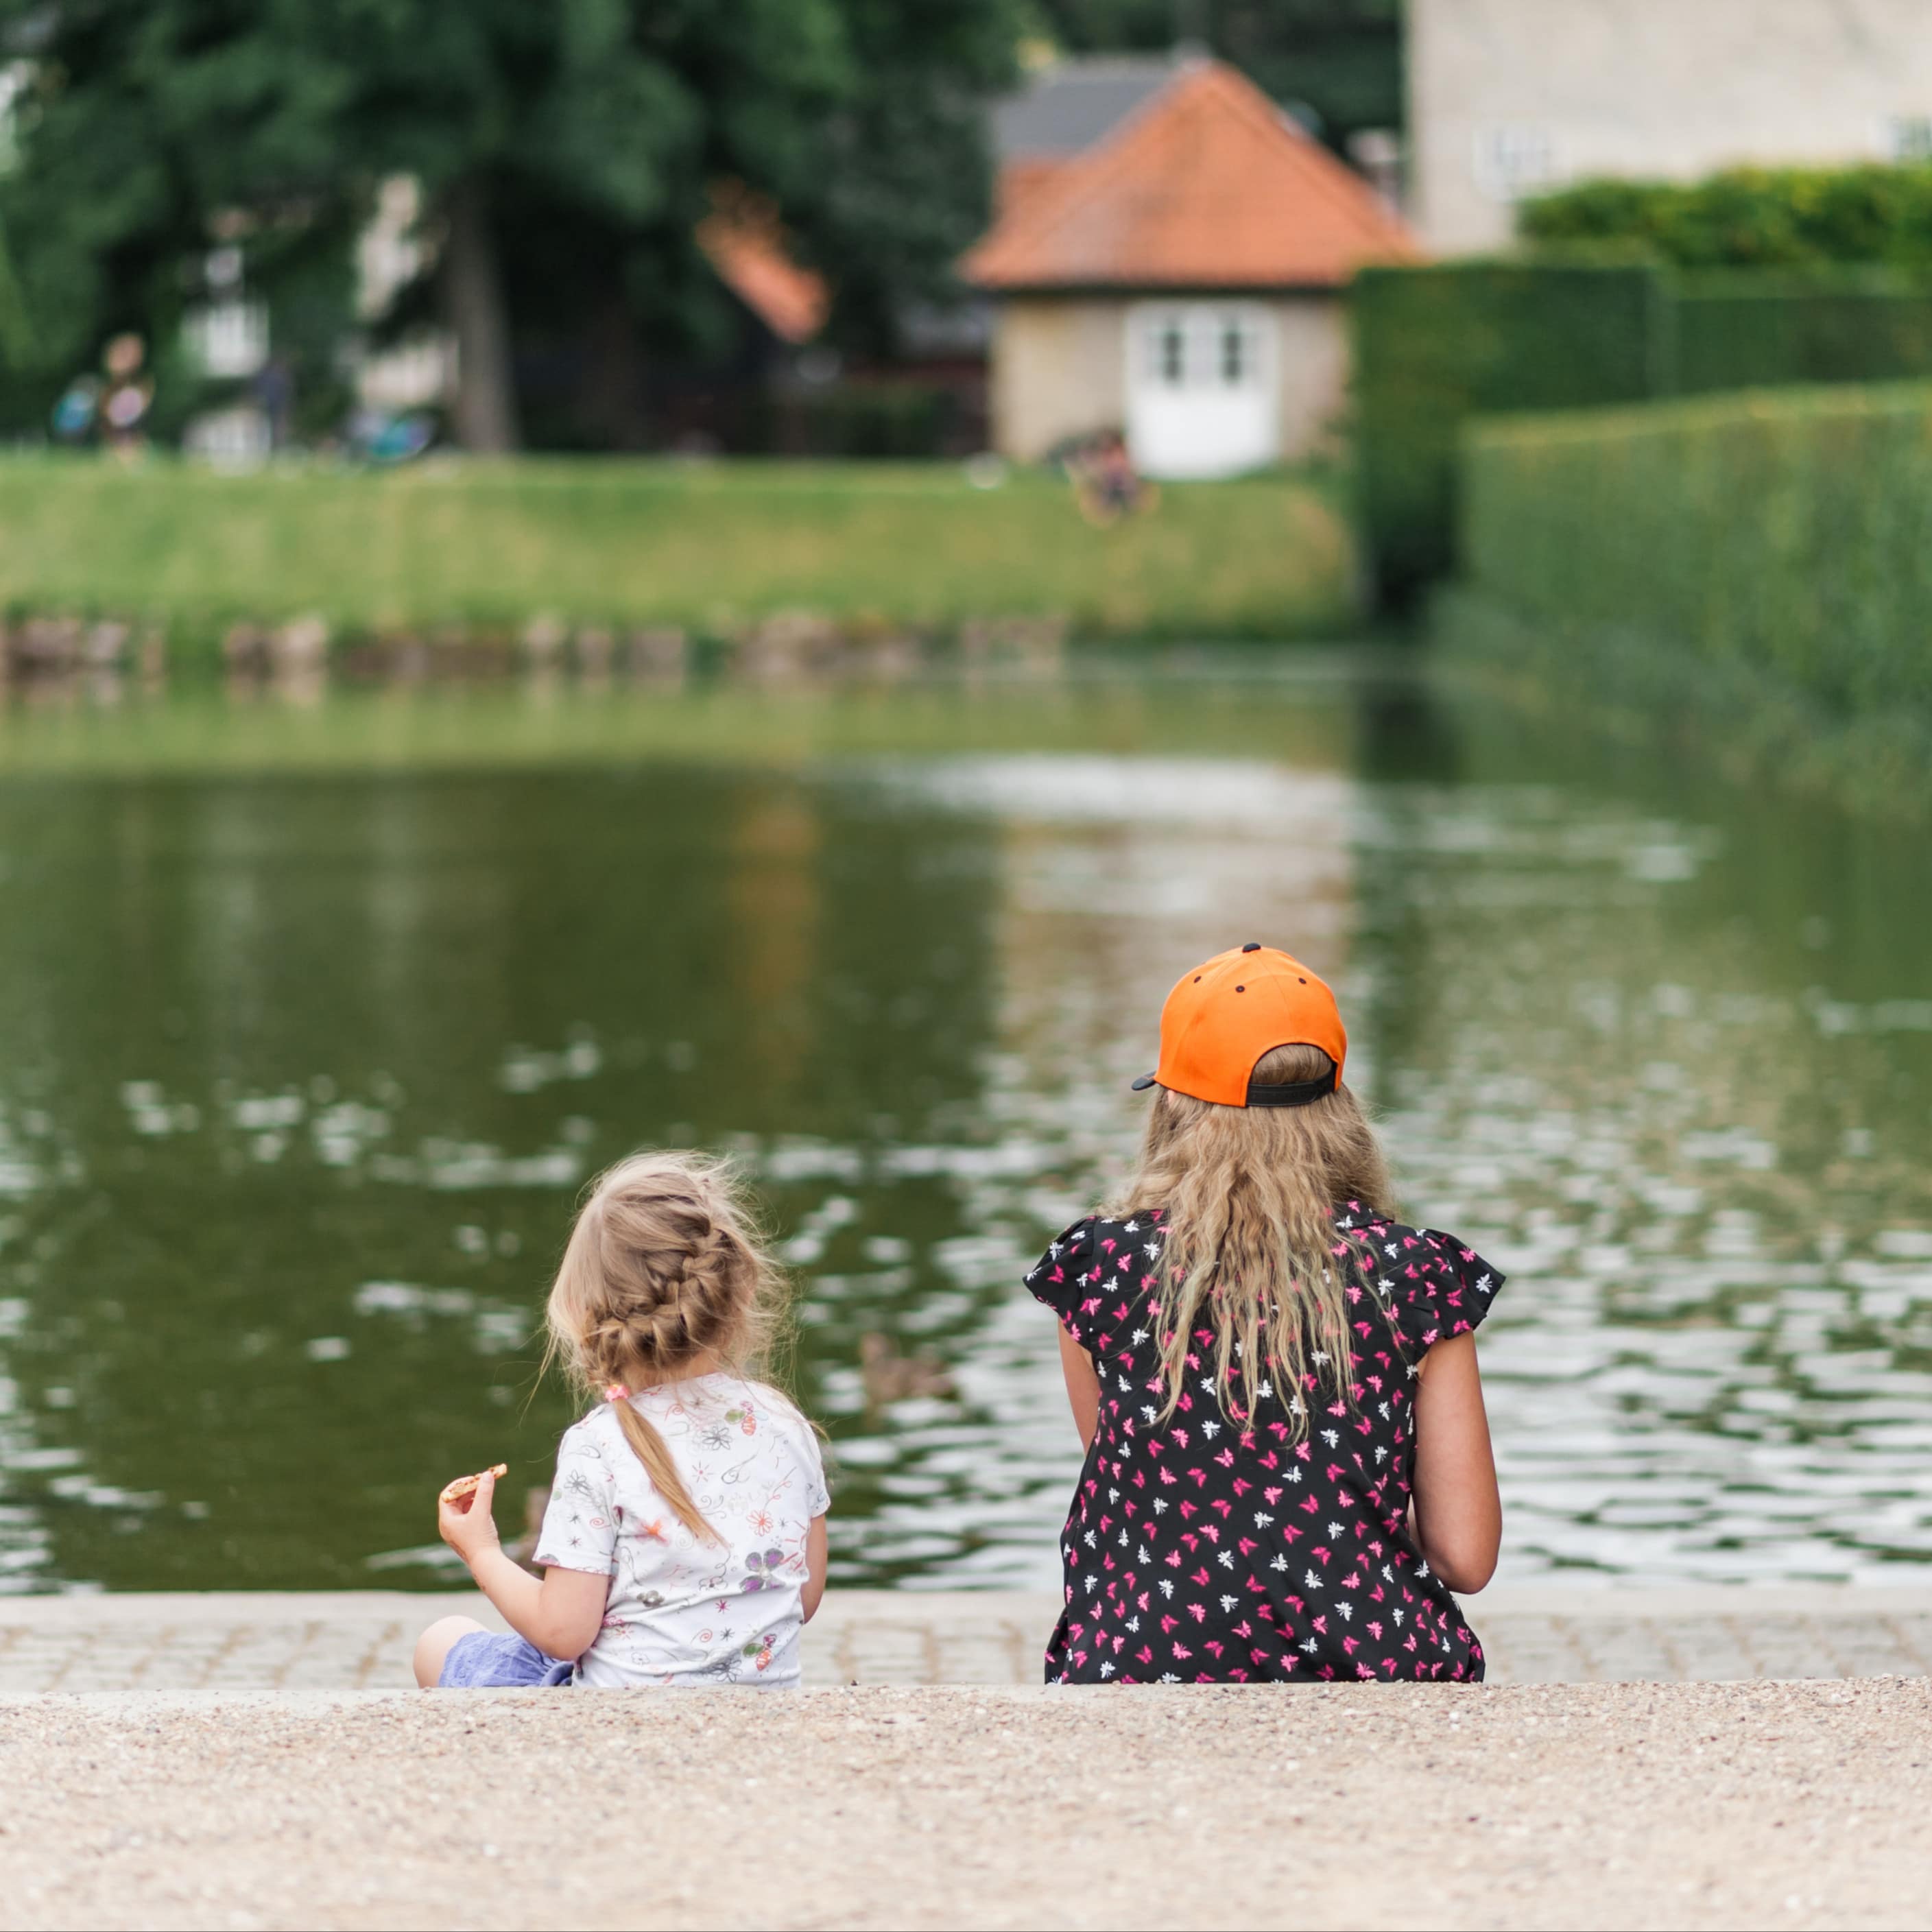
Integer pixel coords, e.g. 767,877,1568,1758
0,457,1358,644
1030,0,1401,150
1461,384,1932,722
0,0,1023,438
1519,164,1932,270
1673,270,1932,393
774,383,963,459
1350,261,1667,604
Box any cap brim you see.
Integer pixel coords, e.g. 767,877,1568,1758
1130,1072,1159,1091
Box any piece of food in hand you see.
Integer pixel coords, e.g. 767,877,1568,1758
439,1464,508,1506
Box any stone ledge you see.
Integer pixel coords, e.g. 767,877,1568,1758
1,1586,1927,1693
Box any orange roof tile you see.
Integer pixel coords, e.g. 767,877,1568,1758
696,189,828,344
962,58,1420,292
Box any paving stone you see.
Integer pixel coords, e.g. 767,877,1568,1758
1,1588,1929,1695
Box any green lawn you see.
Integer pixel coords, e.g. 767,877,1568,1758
0,455,1357,646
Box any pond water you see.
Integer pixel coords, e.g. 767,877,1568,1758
1,661,1929,1595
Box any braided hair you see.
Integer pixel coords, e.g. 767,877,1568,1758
542,1150,791,1540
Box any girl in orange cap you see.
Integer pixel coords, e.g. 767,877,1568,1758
1024,943,1503,1683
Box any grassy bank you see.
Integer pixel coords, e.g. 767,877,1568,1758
0,455,1356,649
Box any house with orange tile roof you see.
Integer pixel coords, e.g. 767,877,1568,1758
964,54,1419,477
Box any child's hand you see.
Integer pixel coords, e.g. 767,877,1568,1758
438,1468,502,1567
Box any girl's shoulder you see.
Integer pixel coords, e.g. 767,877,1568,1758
1024,1211,1168,1331
553,1403,623,1467
1028,1208,1166,1265
1335,1203,1508,1345
739,1376,818,1435
715,1376,826,1464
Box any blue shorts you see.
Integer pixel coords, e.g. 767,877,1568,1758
438,1630,574,1689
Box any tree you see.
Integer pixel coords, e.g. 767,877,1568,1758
1029,0,1402,154
0,0,1022,449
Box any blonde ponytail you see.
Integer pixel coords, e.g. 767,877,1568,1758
608,1398,715,1542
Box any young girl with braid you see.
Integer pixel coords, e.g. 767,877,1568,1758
1025,944,1503,1684
416,1152,829,1690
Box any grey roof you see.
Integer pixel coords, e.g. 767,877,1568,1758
990,52,1197,161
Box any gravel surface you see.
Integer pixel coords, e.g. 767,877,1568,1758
1,1678,1927,1930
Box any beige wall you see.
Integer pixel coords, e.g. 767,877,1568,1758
988,296,1348,464
1274,298,1348,458
1410,0,1932,254
988,299,1125,462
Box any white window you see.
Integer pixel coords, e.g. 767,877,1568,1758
0,62,29,176
1139,309,1264,392
1218,316,1249,387
183,405,272,473
1150,316,1187,387
185,300,270,379
1887,115,1932,163
1472,124,1562,203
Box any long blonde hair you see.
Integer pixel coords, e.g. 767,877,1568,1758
542,1150,791,1541
1110,1043,1395,1431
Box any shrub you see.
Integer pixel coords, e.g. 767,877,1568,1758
1460,383,1932,721
1519,164,1932,270
1350,261,1666,604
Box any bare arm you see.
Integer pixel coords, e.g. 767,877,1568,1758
1410,1332,1502,1594
438,1472,609,1660
1057,1326,1101,1451
800,1514,829,1622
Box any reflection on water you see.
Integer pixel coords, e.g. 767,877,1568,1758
0,667,1929,1593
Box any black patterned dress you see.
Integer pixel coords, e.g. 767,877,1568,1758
1023,1202,1503,1684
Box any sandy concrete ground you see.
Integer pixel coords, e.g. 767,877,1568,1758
1,1677,1927,1931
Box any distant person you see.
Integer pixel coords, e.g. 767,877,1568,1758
1025,944,1503,1684
416,1151,830,1690
100,333,153,457
1067,428,1158,526
50,376,100,444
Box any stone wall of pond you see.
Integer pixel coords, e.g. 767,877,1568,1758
0,610,1071,700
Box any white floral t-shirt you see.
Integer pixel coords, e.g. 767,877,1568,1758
533,1374,829,1689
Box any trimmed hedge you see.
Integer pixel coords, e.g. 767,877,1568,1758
1354,261,1932,599
1351,261,1666,603
1674,270,1932,393
1460,383,1932,721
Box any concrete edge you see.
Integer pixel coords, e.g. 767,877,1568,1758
1,1585,1927,1629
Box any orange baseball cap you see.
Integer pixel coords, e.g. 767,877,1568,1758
1131,943,1347,1108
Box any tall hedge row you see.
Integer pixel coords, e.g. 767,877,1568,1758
1673,272,1932,393
1350,262,1666,603
1354,261,1932,600
1460,384,1932,720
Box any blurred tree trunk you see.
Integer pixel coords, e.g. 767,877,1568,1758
441,176,521,453
580,294,651,450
